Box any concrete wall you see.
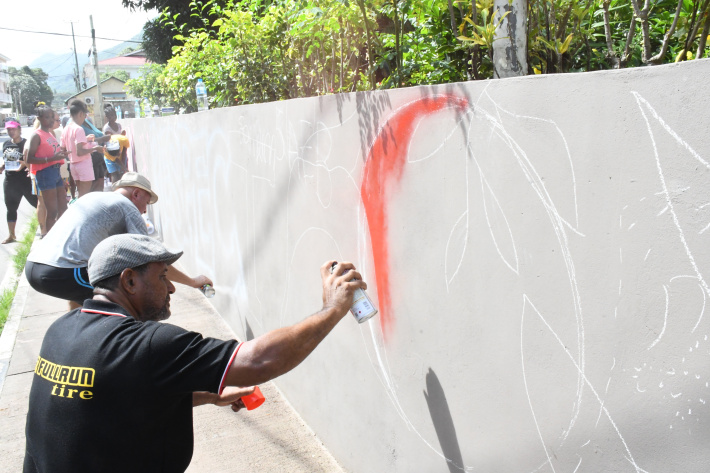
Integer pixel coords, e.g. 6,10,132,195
125,59,710,472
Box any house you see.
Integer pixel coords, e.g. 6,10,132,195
64,76,138,128
83,50,149,88
0,53,11,106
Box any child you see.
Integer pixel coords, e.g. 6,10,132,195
103,134,129,183
103,104,122,135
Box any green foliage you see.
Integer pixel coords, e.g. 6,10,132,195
0,214,38,336
8,66,54,113
100,70,131,82
13,216,38,275
0,288,14,335
125,64,167,109
123,0,710,109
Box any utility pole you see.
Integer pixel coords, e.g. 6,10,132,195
68,21,81,93
90,15,103,128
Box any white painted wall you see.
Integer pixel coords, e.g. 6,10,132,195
125,59,710,472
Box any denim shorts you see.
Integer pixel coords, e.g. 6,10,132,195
104,157,121,174
35,164,64,192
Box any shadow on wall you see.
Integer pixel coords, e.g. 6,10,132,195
245,319,254,342
424,368,465,473
355,91,393,162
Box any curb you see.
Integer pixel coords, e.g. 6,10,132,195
0,220,37,398
0,268,29,396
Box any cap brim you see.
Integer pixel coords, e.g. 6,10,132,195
159,249,183,267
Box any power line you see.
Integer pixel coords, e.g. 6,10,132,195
46,55,75,74
0,26,142,44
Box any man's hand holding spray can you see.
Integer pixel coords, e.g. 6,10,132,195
330,261,378,323
204,261,376,413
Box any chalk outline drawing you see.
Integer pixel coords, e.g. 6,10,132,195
129,82,710,472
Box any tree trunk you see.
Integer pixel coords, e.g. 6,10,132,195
447,0,458,36
356,0,375,90
492,0,528,77
649,0,684,64
631,0,652,63
602,0,620,68
620,15,637,67
393,0,402,87
697,12,710,58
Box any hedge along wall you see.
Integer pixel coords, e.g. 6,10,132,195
125,59,710,473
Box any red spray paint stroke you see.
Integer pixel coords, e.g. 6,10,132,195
360,95,469,339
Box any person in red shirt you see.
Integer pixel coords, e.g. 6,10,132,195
26,104,68,234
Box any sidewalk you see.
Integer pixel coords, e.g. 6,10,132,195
0,266,346,473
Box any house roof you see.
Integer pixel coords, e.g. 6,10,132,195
123,49,146,58
98,56,147,67
64,77,127,104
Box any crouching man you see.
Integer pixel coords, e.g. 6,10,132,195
24,233,366,473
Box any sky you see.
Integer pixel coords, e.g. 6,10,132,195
0,0,157,68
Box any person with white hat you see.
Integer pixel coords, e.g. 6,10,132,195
25,172,211,309
23,233,367,473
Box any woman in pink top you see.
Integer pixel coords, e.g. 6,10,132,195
26,104,67,234
62,100,108,197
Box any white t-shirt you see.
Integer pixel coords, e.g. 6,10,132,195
103,122,122,135
27,192,148,268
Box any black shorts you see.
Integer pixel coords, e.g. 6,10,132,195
91,152,107,180
25,261,94,304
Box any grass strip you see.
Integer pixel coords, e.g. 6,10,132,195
0,214,38,334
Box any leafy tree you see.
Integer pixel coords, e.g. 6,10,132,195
123,0,710,111
100,70,132,82
122,0,230,63
125,64,167,108
8,66,54,114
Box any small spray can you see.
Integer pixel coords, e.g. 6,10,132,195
201,284,215,298
330,262,378,323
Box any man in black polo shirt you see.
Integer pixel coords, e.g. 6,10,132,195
24,234,368,473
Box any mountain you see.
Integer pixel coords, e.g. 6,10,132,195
30,32,144,97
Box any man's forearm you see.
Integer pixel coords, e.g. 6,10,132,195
166,265,196,287
226,305,344,387
192,392,218,407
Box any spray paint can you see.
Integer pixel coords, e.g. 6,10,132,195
330,262,378,323
201,284,215,298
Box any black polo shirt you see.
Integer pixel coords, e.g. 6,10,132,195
24,299,240,473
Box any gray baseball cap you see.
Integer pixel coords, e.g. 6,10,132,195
112,172,159,204
88,234,183,285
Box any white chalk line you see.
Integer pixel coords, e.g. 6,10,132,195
633,92,710,301
521,297,558,473
523,295,646,473
647,285,669,350
476,101,587,444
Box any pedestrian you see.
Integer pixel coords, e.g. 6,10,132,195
102,104,128,182
23,232,367,472
102,103,122,135
103,134,129,182
25,104,67,234
0,121,37,243
61,100,108,198
80,114,110,193
25,172,212,310
27,114,47,236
